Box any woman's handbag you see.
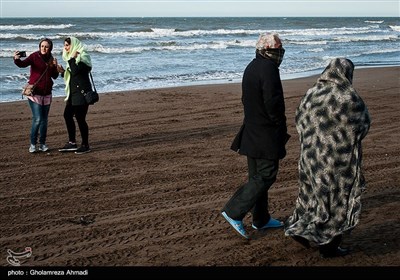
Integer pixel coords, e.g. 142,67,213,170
22,83,35,96
83,72,99,105
21,66,48,98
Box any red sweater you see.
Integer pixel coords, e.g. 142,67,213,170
14,51,59,96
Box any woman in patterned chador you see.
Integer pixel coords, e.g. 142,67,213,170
284,58,371,258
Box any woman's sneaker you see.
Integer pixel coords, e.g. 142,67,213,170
29,144,36,153
39,144,49,152
59,142,78,152
75,145,91,155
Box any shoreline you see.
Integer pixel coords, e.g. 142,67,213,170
2,65,399,105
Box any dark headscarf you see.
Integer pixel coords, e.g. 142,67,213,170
38,38,54,62
257,48,285,67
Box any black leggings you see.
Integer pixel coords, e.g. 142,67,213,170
63,103,89,146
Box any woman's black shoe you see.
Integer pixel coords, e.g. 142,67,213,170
320,246,350,258
291,235,311,249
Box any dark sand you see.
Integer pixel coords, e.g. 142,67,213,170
1,67,399,274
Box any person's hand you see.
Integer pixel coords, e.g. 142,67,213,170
52,57,58,66
13,51,21,60
72,51,79,58
57,64,65,74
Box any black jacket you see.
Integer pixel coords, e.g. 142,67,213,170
68,57,92,106
231,53,288,160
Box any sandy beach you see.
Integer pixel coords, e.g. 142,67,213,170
0,66,399,272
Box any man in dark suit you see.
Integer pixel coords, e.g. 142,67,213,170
221,33,289,239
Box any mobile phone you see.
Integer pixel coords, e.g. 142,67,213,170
18,51,26,57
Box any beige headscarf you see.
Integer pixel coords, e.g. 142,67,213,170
62,37,92,101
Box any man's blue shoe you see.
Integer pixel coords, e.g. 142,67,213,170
221,211,249,239
251,217,283,230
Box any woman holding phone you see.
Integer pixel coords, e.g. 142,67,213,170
14,38,59,153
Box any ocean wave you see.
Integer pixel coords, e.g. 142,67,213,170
0,24,74,31
1,25,385,41
281,26,380,37
352,48,400,57
389,25,400,32
2,34,398,58
332,34,399,43
0,33,66,41
365,20,384,24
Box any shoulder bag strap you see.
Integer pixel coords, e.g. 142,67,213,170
32,65,49,87
89,72,97,92
22,66,49,99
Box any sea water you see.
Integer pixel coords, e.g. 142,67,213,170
1,17,399,102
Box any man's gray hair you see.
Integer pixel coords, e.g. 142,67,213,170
256,33,280,50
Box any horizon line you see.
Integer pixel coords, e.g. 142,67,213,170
2,15,398,18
